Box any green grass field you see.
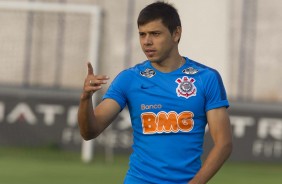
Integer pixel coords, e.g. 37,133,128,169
0,147,281,184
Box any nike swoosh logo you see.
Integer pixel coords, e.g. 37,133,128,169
141,84,155,89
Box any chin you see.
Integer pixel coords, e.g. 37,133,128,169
147,57,160,63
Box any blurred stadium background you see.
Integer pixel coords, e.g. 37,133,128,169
0,0,281,183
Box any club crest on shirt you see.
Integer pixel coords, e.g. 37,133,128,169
175,76,197,99
182,67,199,75
140,68,156,78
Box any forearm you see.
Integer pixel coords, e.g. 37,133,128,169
78,62,111,140
77,94,96,140
189,141,232,184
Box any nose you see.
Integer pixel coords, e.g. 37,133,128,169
143,35,153,46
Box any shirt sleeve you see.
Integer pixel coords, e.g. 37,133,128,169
103,70,129,110
203,69,229,112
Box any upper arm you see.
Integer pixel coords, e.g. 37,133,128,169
206,107,232,145
92,98,121,136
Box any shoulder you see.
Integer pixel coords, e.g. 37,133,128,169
188,59,219,75
184,58,222,82
115,60,150,78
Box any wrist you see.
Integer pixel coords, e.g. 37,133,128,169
80,92,92,101
189,176,204,184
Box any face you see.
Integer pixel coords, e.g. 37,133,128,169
138,19,181,63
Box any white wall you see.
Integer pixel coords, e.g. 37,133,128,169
173,0,231,90
130,0,231,91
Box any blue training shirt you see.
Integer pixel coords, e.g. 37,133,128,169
103,57,229,184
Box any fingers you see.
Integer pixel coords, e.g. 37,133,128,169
83,74,109,98
88,75,109,87
86,63,109,86
82,62,109,100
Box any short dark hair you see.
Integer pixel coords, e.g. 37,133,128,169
137,1,181,34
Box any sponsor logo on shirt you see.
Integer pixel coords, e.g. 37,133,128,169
141,111,194,134
140,68,156,78
182,67,199,75
175,76,197,99
141,104,162,110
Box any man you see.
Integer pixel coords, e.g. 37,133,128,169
78,1,232,184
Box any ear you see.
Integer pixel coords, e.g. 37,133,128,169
173,26,182,43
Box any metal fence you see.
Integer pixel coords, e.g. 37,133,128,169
0,1,101,89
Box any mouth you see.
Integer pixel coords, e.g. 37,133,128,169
144,49,157,57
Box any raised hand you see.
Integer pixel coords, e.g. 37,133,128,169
81,62,109,100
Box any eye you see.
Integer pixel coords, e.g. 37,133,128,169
152,32,160,36
139,32,146,37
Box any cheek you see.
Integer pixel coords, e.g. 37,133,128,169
139,38,143,46
154,38,168,50
158,39,174,51
159,36,173,45
139,40,146,50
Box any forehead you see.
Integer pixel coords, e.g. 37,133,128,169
138,19,168,32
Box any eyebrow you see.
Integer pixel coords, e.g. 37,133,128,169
139,30,161,34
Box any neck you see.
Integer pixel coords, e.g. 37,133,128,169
151,55,184,73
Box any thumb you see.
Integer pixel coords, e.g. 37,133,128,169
87,62,94,75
